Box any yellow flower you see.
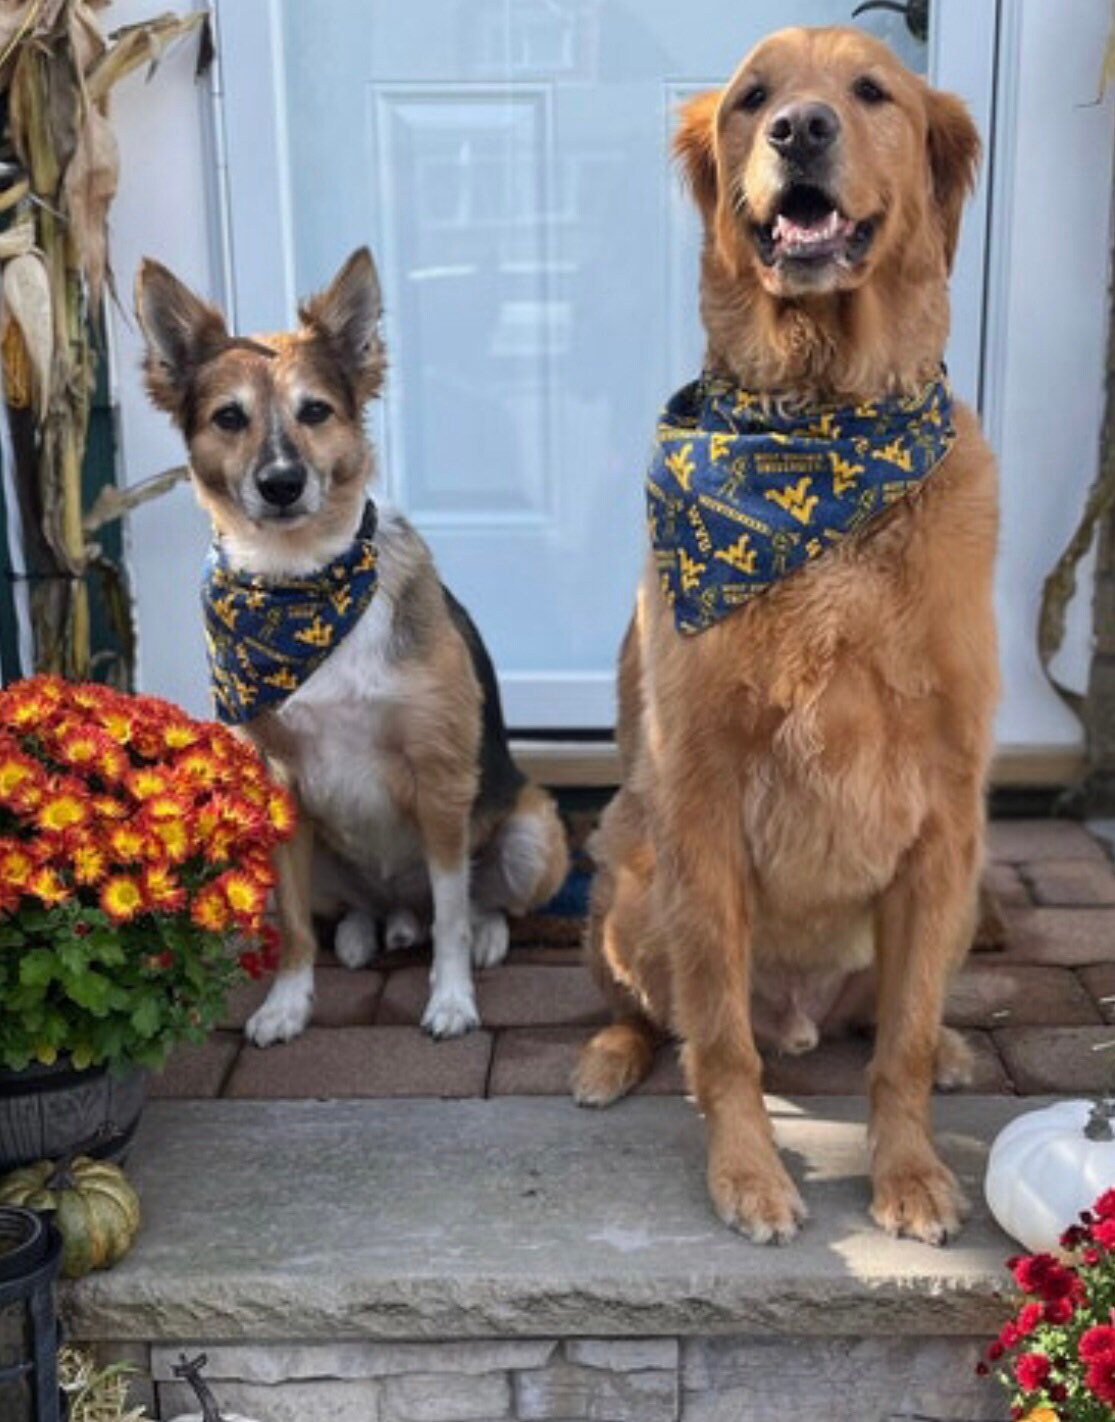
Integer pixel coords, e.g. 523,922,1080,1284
72,842,107,887
100,874,144,923
36,792,89,834
28,867,70,907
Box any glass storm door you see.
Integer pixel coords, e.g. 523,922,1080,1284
215,0,996,729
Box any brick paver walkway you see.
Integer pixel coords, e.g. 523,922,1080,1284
152,818,1115,1103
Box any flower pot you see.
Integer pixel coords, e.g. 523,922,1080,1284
0,1061,147,1174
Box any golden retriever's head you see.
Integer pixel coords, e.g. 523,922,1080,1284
676,27,979,390
135,249,385,569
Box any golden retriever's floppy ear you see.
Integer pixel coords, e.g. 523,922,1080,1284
673,90,721,221
925,88,980,272
135,259,229,420
298,247,385,405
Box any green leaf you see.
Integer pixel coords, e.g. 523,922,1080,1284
129,996,161,1039
19,948,58,987
63,969,113,1014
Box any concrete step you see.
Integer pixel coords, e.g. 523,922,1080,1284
65,1095,1034,1345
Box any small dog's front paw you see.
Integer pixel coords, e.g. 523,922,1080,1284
245,969,314,1047
335,909,378,970
871,1152,970,1245
470,911,509,969
385,907,423,952
421,981,481,1038
708,1154,807,1244
934,1027,975,1093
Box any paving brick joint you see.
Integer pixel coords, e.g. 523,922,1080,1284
150,820,1115,1102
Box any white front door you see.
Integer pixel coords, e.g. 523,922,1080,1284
215,0,995,729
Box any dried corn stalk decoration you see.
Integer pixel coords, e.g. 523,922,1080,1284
0,0,206,683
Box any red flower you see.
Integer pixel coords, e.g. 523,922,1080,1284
1010,1253,1081,1304
1093,1188,1115,1221
1086,1356,1115,1406
239,950,265,980
1091,1218,1115,1250
1079,1325,1115,1363
1014,1352,1051,1391
1016,1302,1043,1336
1043,1297,1075,1326
1060,1223,1089,1250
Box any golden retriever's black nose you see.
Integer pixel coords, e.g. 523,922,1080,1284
256,463,307,507
767,101,840,162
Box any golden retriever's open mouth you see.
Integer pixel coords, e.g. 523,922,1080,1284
753,183,876,269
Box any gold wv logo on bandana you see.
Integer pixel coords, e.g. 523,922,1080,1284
202,503,379,725
646,372,955,634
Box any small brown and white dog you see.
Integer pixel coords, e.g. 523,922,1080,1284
573,27,998,1245
135,249,568,1044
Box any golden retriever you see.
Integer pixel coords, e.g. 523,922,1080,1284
573,26,997,1246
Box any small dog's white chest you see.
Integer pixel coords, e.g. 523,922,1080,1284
274,599,420,880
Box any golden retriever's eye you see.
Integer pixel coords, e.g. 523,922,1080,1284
212,403,249,433
738,83,767,113
297,399,333,426
852,76,890,105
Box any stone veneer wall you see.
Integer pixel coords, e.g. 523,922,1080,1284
98,1335,1009,1421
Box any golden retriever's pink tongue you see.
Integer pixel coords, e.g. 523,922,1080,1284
774,209,853,255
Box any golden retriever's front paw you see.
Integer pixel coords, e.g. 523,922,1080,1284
871,1153,970,1245
707,1155,807,1244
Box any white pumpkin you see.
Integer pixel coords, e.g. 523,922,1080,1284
985,1098,1115,1253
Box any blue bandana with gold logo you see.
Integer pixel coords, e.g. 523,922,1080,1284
202,502,379,725
646,372,954,634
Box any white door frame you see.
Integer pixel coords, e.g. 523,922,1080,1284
208,0,1000,728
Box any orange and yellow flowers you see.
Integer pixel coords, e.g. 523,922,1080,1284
0,674,296,946
35,788,90,835
99,874,145,923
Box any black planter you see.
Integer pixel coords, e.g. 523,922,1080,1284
0,1206,63,1422
0,1061,147,1174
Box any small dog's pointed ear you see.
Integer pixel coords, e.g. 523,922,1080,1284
673,90,721,221
134,259,228,419
925,87,980,272
300,247,385,403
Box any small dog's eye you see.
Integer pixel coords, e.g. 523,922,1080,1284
212,404,249,432
852,76,889,105
739,84,767,113
298,399,333,426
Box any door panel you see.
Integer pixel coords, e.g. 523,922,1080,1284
217,0,991,728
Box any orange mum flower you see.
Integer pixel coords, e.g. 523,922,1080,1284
0,839,38,891
126,767,169,801
142,864,186,913
71,841,108,887
162,722,198,751
107,823,147,863
0,749,43,804
91,794,128,822
97,709,134,746
100,874,144,923
149,817,191,863
191,885,230,933
28,866,70,907
174,749,224,790
36,789,90,835
216,869,266,924
266,789,296,837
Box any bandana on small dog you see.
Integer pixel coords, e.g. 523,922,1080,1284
202,502,379,725
646,372,955,635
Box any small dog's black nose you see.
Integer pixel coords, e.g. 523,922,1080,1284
255,463,306,508
767,101,840,162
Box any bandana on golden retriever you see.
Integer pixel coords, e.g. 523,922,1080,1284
574,26,997,1246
